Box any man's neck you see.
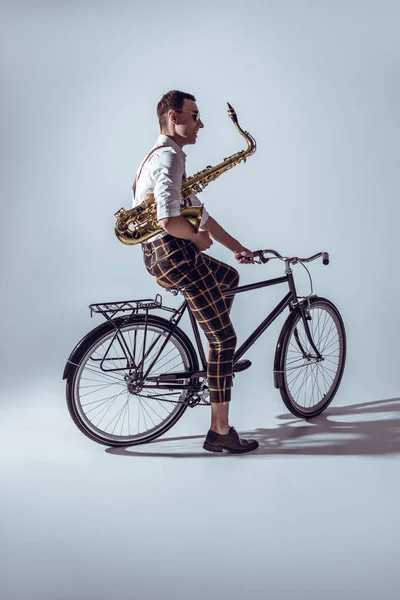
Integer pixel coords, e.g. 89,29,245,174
161,131,185,150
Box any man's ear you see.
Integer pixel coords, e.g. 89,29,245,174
168,109,176,124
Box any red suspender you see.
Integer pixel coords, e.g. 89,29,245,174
132,146,165,197
132,146,193,208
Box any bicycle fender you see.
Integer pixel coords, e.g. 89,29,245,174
273,295,319,389
62,321,116,380
273,312,298,389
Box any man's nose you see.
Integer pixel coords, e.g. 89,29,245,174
198,119,204,128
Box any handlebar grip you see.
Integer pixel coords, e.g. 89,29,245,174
322,252,329,265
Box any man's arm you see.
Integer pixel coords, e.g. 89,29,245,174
159,216,213,251
202,216,254,263
159,216,200,241
201,216,243,252
152,151,212,251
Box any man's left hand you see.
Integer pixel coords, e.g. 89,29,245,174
233,247,254,264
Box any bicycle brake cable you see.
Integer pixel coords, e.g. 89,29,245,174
299,261,314,296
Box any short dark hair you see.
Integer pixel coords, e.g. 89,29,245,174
157,90,196,130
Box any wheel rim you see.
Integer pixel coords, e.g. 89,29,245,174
72,323,193,443
283,303,344,414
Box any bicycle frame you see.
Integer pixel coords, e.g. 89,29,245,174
138,266,322,389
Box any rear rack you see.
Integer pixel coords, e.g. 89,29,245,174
89,295,163,319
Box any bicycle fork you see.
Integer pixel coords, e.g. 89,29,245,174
286,264,323,361
295,301,324,361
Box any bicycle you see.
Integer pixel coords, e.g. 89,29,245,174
62,248,346,447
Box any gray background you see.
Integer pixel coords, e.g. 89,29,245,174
1,1,399,599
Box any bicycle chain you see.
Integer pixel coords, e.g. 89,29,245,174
132,389,211,407
68,359,211,405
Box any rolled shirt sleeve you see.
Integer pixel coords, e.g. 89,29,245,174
149,145,210,227
153,149,184,220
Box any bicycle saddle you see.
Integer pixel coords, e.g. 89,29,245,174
156,279,180,295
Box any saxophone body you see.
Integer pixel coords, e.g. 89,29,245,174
114,103,256,246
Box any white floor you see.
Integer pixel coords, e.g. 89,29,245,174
1,376,399,600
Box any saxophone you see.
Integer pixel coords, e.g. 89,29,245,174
114,103,256,245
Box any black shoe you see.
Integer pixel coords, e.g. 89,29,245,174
233,359,252,373
203,426,259,454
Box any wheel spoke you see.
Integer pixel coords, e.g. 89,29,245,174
71,320,199,444
283,301,345,415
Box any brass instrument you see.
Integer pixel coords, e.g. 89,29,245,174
114,103,256,245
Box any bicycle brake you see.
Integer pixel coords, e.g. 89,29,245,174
254,250,270,264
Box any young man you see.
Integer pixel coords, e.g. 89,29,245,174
134,90,258,454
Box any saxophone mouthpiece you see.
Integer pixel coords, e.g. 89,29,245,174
227,102,238,124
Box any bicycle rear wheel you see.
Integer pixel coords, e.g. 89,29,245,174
278,297,346,418
66,315,200,446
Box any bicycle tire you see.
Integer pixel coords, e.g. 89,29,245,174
276,296,346,418
65,314,200,446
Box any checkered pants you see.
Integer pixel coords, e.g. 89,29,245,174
142,234,239,402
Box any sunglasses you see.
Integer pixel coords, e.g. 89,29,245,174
175,109,202,122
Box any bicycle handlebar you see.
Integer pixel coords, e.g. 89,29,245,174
253,249,330,266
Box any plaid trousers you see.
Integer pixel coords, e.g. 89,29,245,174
142,234,239,402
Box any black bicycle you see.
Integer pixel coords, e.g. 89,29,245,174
62,248,346,447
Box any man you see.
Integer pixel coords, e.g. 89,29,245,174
134,90,258,454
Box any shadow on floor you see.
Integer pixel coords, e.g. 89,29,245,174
105,397,400,458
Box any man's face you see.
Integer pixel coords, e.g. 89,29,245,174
170,99,204,145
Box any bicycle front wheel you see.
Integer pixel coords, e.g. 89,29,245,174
66,315,200,446
278,297,346,418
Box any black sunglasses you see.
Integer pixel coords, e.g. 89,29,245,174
175,109,202,122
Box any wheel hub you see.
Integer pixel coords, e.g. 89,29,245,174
126,371,143,394
304,353,324,362
127,382,143,393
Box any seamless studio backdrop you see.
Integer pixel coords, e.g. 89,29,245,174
1,1,399,599
1,0,398,402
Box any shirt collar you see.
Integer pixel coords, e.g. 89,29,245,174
157,134,187,159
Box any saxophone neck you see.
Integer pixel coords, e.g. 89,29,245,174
181,105,256,198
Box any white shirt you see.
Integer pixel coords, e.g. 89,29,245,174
132,134,210,241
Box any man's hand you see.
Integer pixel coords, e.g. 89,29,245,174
159,217,213,251
192,230,213,252
234,247,254,264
